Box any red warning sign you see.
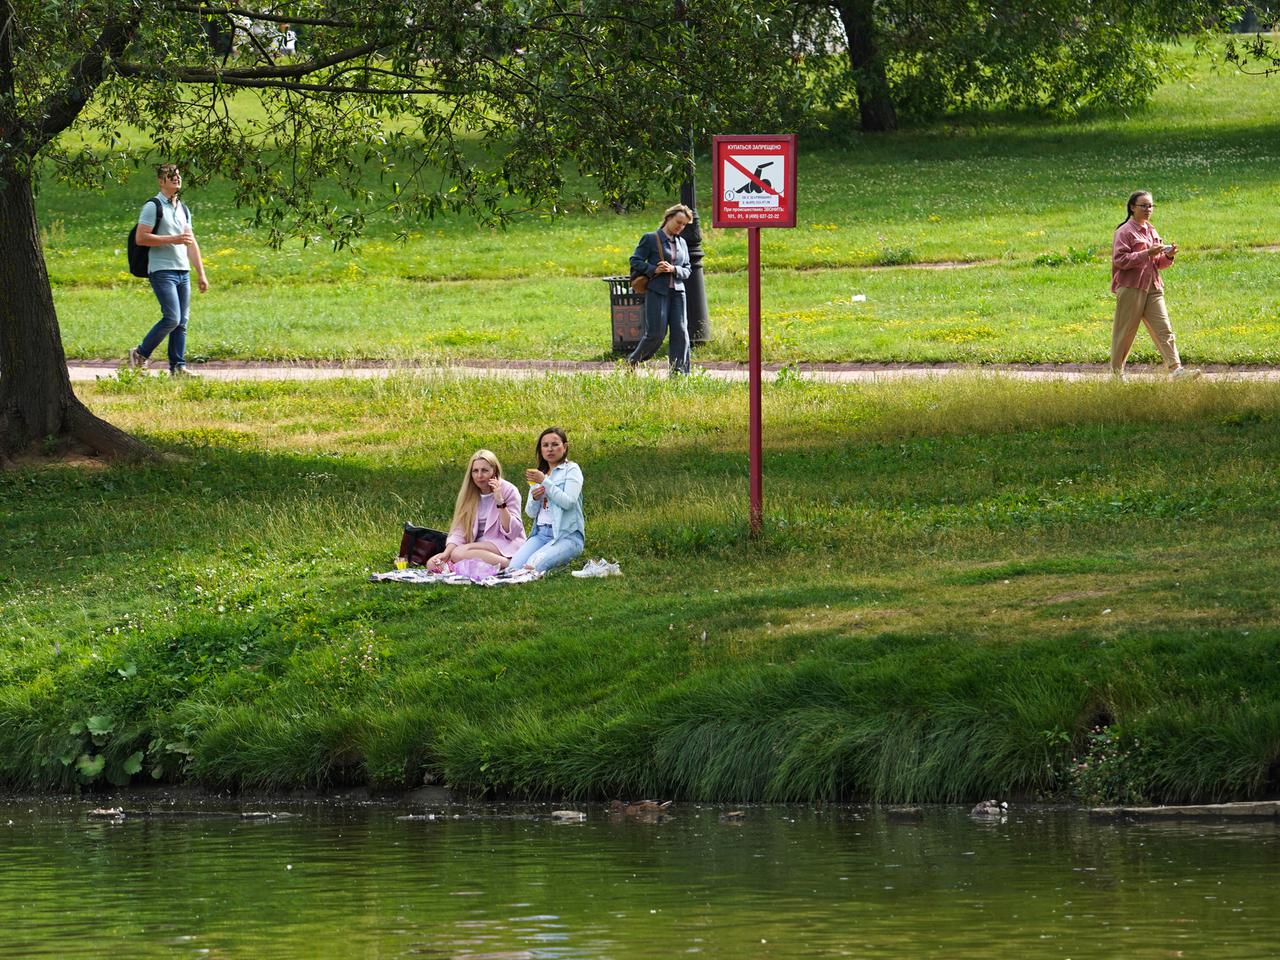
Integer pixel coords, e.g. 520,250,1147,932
711,135,797,229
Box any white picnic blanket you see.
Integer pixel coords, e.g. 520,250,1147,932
369,567,544,587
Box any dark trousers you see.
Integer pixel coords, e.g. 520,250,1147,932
628,289,689,375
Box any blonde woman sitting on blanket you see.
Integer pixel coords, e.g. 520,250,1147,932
427,450,526,573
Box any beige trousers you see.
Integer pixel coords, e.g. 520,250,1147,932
1111,285,1181,372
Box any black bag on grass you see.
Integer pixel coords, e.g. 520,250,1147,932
399,523,448,566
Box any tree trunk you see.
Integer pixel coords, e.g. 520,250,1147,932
835,0,898,132
0,165,152,461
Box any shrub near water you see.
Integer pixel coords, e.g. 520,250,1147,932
2,374,1280,802
1064,725,1154,806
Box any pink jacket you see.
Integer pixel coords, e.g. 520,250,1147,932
1112,219,1174,293
446,478,527,558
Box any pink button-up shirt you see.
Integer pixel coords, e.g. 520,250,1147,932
1112,219,1174,293
446,478,527,558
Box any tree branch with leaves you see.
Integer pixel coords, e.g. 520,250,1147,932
0,0,804,461
1225,18,1280,76
790,0,1243,132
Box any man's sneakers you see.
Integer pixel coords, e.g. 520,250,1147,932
123,351,199,377
572,558,621,578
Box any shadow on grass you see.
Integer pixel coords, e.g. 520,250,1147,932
803,117,1280,169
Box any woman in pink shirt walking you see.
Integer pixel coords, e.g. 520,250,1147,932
1110,190,1200,381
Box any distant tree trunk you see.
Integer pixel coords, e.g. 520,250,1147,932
834,0,898,132
0,165,152,461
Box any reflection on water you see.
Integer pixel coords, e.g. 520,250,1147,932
0,799,1276,959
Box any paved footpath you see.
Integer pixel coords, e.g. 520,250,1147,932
68,358,1280,383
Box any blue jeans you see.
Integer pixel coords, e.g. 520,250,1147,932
628,290,689,375
507,524,584,573
139,270,190,371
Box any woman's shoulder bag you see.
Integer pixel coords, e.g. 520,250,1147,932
630,231,663,294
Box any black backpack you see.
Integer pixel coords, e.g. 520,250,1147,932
126,198,169,278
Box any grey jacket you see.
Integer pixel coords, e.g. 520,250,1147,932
630,230,691,296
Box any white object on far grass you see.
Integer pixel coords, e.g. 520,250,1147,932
572,558,621,578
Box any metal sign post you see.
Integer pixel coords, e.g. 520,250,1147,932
711,134,797,535
747,226,762,531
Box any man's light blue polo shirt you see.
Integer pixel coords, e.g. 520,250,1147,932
138,193,191,273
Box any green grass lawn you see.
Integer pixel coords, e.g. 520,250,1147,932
2,375,1278,802
56,250,1280,364
11,45,1280,804
41,46,1280,365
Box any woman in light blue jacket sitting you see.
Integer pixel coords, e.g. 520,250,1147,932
506,426,585,574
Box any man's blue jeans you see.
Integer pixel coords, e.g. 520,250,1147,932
507,524,584,573
139,270,190,371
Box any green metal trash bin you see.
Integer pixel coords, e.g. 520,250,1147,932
602,276,644,355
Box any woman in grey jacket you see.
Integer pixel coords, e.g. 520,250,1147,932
628,203,693,375
506,427,586,573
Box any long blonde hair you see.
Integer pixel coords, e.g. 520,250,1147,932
451,449,503,543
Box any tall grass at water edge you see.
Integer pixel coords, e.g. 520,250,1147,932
2,373,1279,801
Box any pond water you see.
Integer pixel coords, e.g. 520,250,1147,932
1,798,1276,959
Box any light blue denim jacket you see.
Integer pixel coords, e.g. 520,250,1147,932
524,460,585,540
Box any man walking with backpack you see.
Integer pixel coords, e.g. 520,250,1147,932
127,163,209,375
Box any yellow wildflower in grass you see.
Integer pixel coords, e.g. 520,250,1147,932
923,324,998,344
1224,322,1280,336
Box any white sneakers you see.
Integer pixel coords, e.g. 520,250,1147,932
572,558,621,578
